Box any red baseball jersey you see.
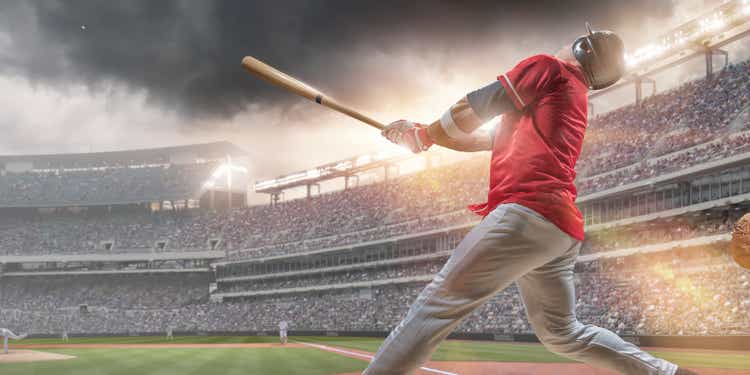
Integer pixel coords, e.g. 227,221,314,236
469,54,588,240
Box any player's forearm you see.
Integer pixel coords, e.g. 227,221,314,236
425,96,492,152
426,121,492,152
425,79,517,152
382,81,510,153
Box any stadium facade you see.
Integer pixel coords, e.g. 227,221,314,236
2,11,750,348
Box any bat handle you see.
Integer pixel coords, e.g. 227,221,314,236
319,96,386,130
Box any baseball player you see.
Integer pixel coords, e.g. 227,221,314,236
1,328,28,354
62,329,69,342
366,23,696,375
278,320,289,345
166,326,174,340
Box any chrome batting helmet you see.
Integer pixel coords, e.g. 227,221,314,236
572,22,626,90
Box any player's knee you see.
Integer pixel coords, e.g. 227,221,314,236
532,317,583,355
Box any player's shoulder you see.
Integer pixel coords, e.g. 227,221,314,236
518,54,564,70
524,54,559,63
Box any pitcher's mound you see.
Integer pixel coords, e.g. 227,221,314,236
0,350,76,363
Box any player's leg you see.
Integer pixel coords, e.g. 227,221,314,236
517,245,678,375
363,204,578,375
5,330,23,340
3,336,8,354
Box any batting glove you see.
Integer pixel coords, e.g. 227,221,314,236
382,120,434,153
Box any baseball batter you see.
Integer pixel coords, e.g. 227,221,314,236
278,320,289,345
365,24,696,375
1,328,27,354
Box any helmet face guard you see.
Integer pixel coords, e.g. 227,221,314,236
572,22,626,90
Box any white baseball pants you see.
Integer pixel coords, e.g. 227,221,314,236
363,203,677,375
1,328,25,354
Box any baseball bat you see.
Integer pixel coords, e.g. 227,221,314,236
241,56,386,130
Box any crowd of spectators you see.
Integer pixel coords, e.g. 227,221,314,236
2,256,747,336
0,159,488,256
217,262,443,293
581,211,737,254
581,263,750,336
577,131,750,194
0,162,218,206
0,273,209,311
578,60,750,179
0,209,226,255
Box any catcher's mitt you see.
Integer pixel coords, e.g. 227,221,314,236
731,213,750,269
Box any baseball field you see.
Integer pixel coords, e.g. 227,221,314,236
2,335,750,375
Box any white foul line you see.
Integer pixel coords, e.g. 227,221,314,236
296,341,459,375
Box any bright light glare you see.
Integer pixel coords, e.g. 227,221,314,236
699,12,726,33
306,169,321,178
479,116,501,131
206,162,248,191
356,154,372,166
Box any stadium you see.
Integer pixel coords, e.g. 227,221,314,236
2,1,750,375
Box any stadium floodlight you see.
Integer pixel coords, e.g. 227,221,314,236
278,172,307,184
203,161,249,192
618,0,750,71
254,179,276,190
699,12,726,33
211,164,228,179
355,154,372,166
334,161,352,171
306,169,321,179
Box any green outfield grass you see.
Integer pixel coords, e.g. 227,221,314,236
4,335,750,374
298,336,750,369
0,347,366,375
18,335,281,345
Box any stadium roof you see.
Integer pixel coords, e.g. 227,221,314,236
0,141,247,168
591,0,750,100
255,148,412,194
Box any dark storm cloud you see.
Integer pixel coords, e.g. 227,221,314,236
0,0,674,121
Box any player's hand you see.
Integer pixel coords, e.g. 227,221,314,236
382,120,434,153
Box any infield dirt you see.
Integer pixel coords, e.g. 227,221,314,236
0,350,76,363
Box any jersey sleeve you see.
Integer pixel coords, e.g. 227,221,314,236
497,55,562,110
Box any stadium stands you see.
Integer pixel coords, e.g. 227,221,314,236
0,162,218,207
578,60,750,179
3,58,750,339
2,256,747,336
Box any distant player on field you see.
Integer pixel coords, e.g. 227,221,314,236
1,328,28,354
166,326,174,341
365,23,696,375
61,329,69,343
278,320,289,345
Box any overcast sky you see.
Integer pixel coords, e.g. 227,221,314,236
0,0,741,186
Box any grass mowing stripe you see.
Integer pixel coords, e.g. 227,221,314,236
9,336,750,371
298,336,750,369
19,335,281,345
650,351,750,370
0,348,365,375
